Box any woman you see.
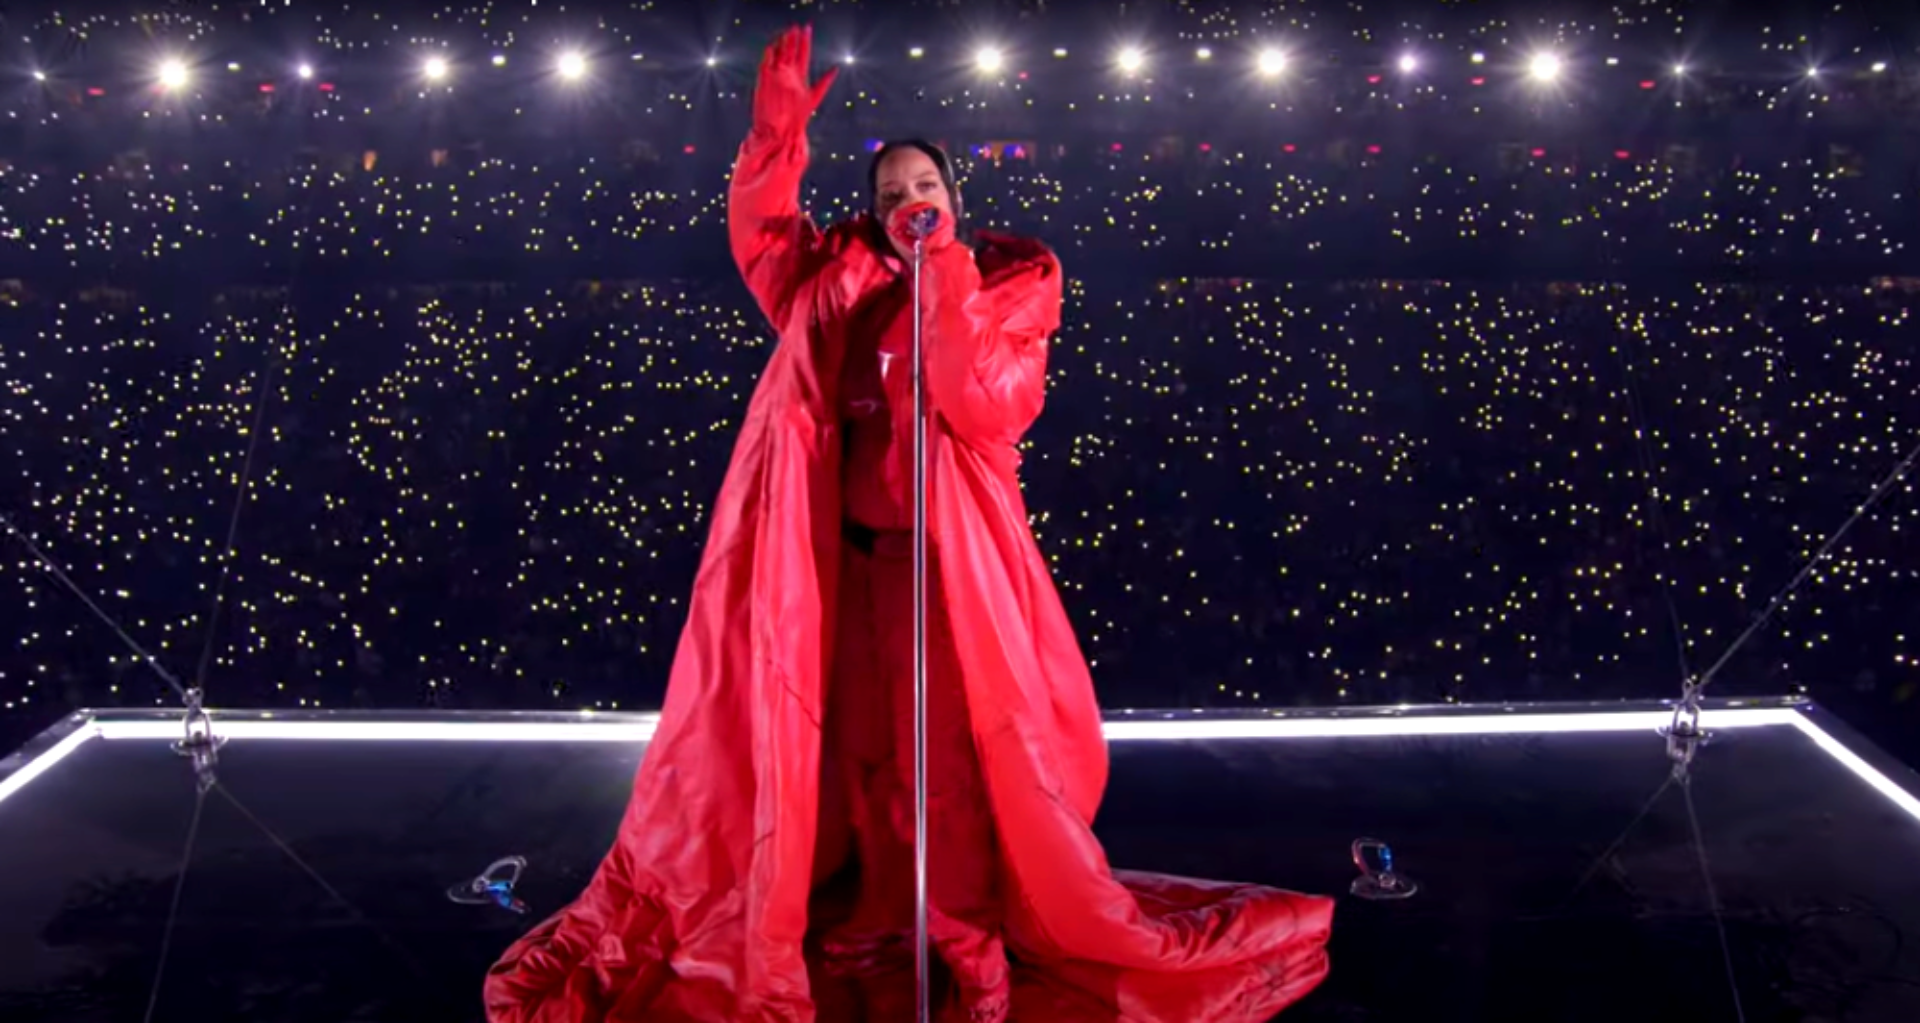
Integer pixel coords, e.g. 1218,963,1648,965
485,25,1332,1023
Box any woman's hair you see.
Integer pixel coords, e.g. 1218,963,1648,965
865,138,970,248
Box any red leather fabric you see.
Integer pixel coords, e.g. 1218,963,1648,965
481,121,1334,1023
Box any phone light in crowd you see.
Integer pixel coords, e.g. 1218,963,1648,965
1257,49,1286,77
842,54,855,65
424,56,449,81
1806,66,1821,79
1117,47,1145,75
32,70,46,82
297,63,314,80
1196,47,1213,61
158,58,189,90
1528,53,1562,82
557,52,587,80
975,47,1004,74
1673,63,1688,76
1640,80,1656,89
1872,61,1888,73
492,54,508,68
1054,48,1068,58
705,55,718,68
1398,53,1418,74
1470,52,1486,65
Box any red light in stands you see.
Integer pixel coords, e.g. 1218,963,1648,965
86,86,105,96
1530,147,1546,158
1111,142,1123,151
1282,144,1297,153
1614,150,1632,159
318,82,335,91
259,83,275,93
1366,74,1382,84
683,144,696,154
1469,76,1485,86
1639,80,1656,90
1365,144,1382,155
1199,142,1211,152
1018,71,1028,80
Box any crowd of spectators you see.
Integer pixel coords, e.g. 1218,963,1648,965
1,1,1917,758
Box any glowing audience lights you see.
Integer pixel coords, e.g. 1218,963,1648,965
1117,47,1145,75
557,51,587,80
975,47,1004,74
424,56,450,81
297,63,314,80
1398,54,1418,74
1257,49,1288,78
1528,53,1563,82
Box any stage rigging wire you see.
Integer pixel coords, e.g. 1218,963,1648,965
2,167,426,1016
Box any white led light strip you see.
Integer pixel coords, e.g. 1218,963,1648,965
1,707,1914,826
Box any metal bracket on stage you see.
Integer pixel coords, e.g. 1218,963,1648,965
171,687,227,794
1661,685,1710,782
1350,837,1418,900
449,855,530,914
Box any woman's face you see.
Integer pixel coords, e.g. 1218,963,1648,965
873,146,954,258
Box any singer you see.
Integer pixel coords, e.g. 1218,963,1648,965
484,25,1332,1023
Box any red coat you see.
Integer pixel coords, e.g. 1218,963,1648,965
483,126,1334,1022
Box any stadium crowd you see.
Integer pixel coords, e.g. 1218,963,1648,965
1,1,1917,759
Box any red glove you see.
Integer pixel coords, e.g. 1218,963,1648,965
886,200,959,255
752,25,838,137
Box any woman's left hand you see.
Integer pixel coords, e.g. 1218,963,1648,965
886,200,958,255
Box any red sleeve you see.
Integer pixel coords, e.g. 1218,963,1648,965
727,125,823,331
920,241,1064,451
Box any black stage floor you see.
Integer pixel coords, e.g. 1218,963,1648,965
1,698,1917,1022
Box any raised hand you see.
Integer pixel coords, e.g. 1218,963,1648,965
752,25,838,136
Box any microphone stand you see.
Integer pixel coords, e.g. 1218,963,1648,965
909,220,932,1023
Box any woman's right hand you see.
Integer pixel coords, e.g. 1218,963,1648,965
753,25,838,136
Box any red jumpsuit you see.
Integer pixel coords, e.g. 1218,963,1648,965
482,124,1334,1022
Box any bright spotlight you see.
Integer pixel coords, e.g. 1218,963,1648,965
1398,53,1418,74
1117,47,1145,74
842,54,855,65
32,69,47,82
975,47,1004,74
492,54,508,67
158,58,189,90
704,55,718,68
297,63,314,80
1806,66,1821,79
1528,53,1562,82
1872,61,1888,73
557,52,587,80
1196,47,1213,61
1256,49,1287,77
1672,63,1687,76
1053,48,1068,58
1470,52,1486,65
424,56,449,81
909,46,924,59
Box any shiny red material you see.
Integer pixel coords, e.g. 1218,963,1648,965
483,119,1333,1022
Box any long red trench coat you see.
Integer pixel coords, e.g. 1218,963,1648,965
482,124,1334,1022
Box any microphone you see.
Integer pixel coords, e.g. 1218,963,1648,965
907,205,942,240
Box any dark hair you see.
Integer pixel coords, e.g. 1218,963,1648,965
866,138,970,248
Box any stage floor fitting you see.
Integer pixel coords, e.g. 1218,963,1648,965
1,697,1917,1022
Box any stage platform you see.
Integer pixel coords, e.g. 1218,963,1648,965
2,698,1918,1022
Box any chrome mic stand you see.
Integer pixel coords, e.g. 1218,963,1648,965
907,204,939,1023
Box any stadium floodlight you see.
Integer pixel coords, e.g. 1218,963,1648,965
975,47,1004,74
492,54,508,67
157,58,189,90
1054,48,1068,58
1256,49,1287,78
33,69,47,82
1398,53,1418,74
842,54,855,65
1672,63,1687,76
1528,52,1562,82
1117,47,1145,74
297,63,314,80
424,56,450,81
909,46,924,59
1806,66,1821,79
704,55,718,68
1197,47,1213,61
1470,52,1486,65
1872,61,1888,73
557,51,587,80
